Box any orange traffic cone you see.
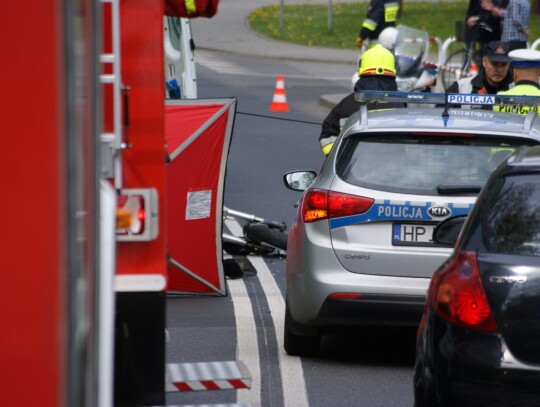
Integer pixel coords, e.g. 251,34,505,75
469,62,478,77
269,74,290,112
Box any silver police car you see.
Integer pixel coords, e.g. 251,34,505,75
283,91,540,356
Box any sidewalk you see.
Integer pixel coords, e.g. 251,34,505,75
190,0,361,65
190,0,363,108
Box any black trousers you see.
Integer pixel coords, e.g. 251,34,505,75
507,40,527,52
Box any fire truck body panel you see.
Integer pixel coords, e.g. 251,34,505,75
114,0,167,281
2,0,245,405
3,0,102,405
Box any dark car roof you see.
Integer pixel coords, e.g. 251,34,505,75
508,145,540,168
486,145,540,181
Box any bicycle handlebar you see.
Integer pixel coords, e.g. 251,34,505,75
477,21,494,33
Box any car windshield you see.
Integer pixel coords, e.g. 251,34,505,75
484,174,540,256
336,133,530,196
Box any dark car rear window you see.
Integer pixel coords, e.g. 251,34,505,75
336,133,531,196
485,174,540,256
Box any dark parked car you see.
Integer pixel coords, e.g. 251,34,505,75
414,145,540,406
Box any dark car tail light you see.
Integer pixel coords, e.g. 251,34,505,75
301,189,374,223
430,251,499,333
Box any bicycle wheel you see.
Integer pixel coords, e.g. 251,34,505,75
440,48,470,91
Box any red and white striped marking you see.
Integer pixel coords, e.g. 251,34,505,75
166,360,251,392
431,60,474,77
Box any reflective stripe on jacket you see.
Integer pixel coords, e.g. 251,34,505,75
185,0,196,13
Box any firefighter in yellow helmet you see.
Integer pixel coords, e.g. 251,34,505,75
319,45,404,156
494,49,540,116
358,43,397,76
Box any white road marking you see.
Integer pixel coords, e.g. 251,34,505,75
228,274,262,404
196,49,350,81
249,255,309,407
196,51,253,76
226,218,261,404
224,218,309,406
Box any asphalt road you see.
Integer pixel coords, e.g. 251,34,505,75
165,49,416,407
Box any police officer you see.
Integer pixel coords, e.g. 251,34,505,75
448,41,513,95
319,45,402,156
495,48,540,116
444,41,513,110
355,0,400,48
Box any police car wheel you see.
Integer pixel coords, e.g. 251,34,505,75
284,304,320,356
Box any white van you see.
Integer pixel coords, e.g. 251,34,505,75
164,17,197,99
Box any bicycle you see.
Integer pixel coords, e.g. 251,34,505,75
440,21,495,90
222,206,288,257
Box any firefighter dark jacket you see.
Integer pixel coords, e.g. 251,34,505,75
446,67,513,95
319,76,403,153
359,0,400,41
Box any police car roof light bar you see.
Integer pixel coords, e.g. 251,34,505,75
354,90,540,108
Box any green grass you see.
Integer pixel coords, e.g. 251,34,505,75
248,2,540,50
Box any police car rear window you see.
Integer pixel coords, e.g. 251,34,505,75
335,133,532,196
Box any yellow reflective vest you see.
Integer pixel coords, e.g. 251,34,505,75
494,81,540,116
185,0,196,13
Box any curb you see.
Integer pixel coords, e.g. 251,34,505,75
318,94,347,109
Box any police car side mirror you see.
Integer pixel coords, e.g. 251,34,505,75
433,215,467,246
283,170,317,191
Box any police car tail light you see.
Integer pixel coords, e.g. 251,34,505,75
328,191,374,219
302,190,374,223
430,251,499,333
302,189,328,223
328,293,362,300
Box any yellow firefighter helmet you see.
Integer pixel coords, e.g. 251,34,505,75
359,44,397,77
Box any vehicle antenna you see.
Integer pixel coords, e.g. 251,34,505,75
442,87,450,126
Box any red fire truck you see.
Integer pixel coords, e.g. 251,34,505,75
2,0,247,406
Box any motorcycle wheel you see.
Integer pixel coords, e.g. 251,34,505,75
243,223,288,251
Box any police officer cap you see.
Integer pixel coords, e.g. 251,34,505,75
509,49,540,68
484,41,511,63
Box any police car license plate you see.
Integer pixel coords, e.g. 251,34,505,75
392,223,436,246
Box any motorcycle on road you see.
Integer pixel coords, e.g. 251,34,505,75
352,25,438,93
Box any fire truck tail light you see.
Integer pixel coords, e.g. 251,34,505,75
116,208,132,229
137,208,146,221
116,188,158,241
116,194,146,234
